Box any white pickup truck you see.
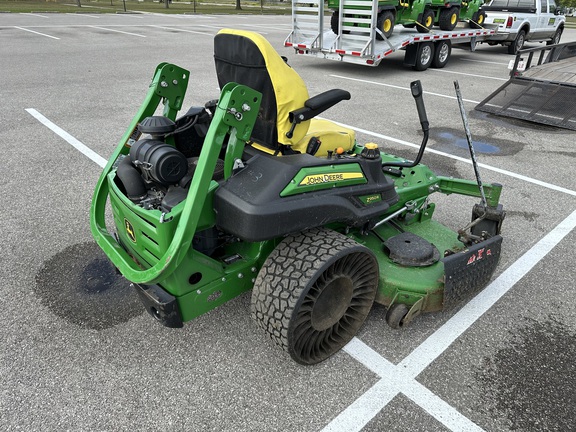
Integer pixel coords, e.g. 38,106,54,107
482,0,566,54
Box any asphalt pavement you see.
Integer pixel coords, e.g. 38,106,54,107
1,12,575,432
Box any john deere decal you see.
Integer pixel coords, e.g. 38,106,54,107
299,172,364,186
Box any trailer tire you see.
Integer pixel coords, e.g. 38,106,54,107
469,10,486,29
432,40,451,68
251,228,379,365
414,42,435,71
376,10,395,40
417,9,435,33
439,7,459,31
508,29,526,54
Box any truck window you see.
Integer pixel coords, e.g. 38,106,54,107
541,0,547,12
548,0,558,13
487,0,536,9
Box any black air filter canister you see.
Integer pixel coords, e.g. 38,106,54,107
130,139,188,186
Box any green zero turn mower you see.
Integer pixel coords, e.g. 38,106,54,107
90,29,505,365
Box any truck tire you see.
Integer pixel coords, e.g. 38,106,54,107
546,27,563,45
439,7,459,31
470,10,486,29
417,9,435,33
376,10,395,40
507,29,526,54
432,40,451,68
414,42,435,71
251,228,378,365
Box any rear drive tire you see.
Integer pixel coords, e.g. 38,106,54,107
439,7,459,31
470,10,486,29
376,11,395,40
251,228,379,365
417,9,435,33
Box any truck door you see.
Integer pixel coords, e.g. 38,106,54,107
543,0,561,38
534,0,549,37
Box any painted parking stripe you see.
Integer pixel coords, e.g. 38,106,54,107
459,58,510,66
66,13,100,18
428,68,509,80
14,26,59,40
330,75,482,104
19,12,49,18
89,25,146,37
148,24,213,35
25,109,107,168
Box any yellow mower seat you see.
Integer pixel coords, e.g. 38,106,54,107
214,29,355,157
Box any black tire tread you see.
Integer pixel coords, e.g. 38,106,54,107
251,228,377,363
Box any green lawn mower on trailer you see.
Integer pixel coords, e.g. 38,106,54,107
90,29,505,365
328,0,486,40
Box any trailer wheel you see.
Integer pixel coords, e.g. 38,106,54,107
469,10,486,29
432,40,451,68
439,7,459,31
251,228,379,365
385,303,409,329
417,9,435,33
376,11,395,40
508,29,526,54
413,42,434,71
547,27,563,45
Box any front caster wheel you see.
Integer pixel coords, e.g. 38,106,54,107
251,228,379,365
385,303,409,329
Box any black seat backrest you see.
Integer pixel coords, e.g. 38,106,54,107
214,29,311,152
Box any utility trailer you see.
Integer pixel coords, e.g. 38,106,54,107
285,0,497,69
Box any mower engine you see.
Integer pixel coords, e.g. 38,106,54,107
115,105,219,214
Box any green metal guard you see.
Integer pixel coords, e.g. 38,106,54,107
90,63,262,285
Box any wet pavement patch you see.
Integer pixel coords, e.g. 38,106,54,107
430,128,523,157
35,242,144,330
476,316,576,431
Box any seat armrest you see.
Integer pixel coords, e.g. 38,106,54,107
289,89,351,124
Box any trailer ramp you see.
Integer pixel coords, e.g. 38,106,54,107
476,42,576,130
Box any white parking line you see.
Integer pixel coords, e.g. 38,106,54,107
114,13,143,18
19,12,49,18
26,109,107,168
330,75,482,104
459,58,510,66
89,25,146,37
14,26,59,40
66,13,100,18
428,68,509,81
149,24,213,35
